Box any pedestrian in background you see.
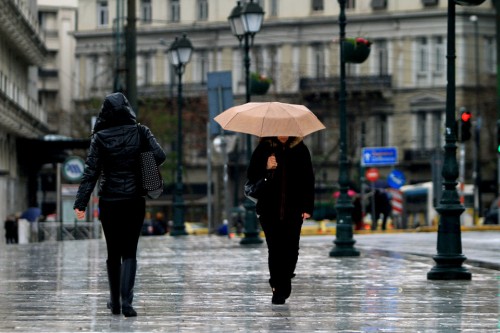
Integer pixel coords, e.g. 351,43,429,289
4,214,18,244
247,136,315,305
371,189,392,231
74,92,166,317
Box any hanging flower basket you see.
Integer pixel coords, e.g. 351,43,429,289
250,73,272,95
343,37,372,64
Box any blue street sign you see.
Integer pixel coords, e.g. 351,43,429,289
361,147,398,166
207,71,234,136
387,169,406,189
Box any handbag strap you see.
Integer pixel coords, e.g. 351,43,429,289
137,124,148,152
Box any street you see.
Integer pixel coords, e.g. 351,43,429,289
0,231,498,332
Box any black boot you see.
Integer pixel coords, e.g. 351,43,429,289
121,259,137,317
106,260,121,315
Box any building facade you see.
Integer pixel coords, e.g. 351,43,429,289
72,0,497,224
0,0,48,237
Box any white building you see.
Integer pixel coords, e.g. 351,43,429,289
0,0,48,237
72,0,497,222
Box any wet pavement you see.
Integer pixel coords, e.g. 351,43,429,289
0,231,498,332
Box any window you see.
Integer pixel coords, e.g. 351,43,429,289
346,0,356,9
312,0,324,11
313,44,325,79
199,50,208,84
431,112,442,148
374,114,388,146
270,0,278,16
198,0,208,21
141,0,152,24
417,37,428,74
97,1,109,27
485,37,496,74
371,0,387,10
375,39,388,76
416,113,426,149
433,36,444,74
414,111,443,149
142,54,153,86
170,0,180,22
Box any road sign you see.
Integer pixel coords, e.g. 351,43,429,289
365,168,379,182
62,156,85,182
362,147,398,166
387,169,406,189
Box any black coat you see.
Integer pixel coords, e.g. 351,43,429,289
74,93,166,210
247,137,315,220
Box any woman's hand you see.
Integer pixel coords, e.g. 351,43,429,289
302,212,311,220
267,154,277,170
74,209,86,220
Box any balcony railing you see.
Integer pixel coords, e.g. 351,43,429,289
299,74,392,94
403,148,441,163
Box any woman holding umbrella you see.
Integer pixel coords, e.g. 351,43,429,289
247,135,315,305
215,102,323,305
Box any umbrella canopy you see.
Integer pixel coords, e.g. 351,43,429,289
214,102,326,137
20,207,42,222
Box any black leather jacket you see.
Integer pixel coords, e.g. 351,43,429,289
74,93,166,210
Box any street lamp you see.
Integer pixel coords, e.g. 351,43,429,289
329,0,360,257
168,34,193,236
228,0,264,245
427,0,486,280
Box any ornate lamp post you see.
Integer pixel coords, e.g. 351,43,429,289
168,34,193,236
228,0,264,245
329,0,360,257
427,0,485,280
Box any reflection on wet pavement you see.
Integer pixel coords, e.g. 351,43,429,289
0,235,498,332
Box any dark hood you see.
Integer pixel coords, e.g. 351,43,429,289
92,92,137,133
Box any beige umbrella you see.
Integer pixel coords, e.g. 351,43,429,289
214,102,326,137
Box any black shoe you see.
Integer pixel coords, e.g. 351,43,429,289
107,301,121,315
271,288,286,305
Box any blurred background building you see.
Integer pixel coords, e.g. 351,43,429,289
0,0,497,237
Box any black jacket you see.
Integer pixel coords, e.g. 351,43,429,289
247,137,315,220
74,93,166,210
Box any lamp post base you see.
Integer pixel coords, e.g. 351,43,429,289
427,254,471,280
329,241,360,257
170,228,188,236
330,224,360,257
240,198,263,245
240,232,264,245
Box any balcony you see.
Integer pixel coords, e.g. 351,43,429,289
403,148,442,164
299,74,392,98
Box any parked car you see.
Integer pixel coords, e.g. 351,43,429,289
484,197,499,225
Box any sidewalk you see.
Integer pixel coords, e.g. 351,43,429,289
0,231,498,332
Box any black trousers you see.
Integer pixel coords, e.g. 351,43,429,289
259,215,303,285
99,197,145,264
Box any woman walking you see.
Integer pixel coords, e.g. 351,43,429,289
74,92,166,317
247,136,315,304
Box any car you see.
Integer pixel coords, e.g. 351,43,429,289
484,197,499,225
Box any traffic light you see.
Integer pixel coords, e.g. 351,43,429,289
460,110,472,142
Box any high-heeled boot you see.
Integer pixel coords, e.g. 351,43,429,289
106,260,121,315
121,258,137,317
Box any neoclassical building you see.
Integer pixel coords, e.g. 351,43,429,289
71,0,497,224
0,0,47,233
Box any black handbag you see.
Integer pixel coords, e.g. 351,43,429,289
138,125,163,199
244,178,266,203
